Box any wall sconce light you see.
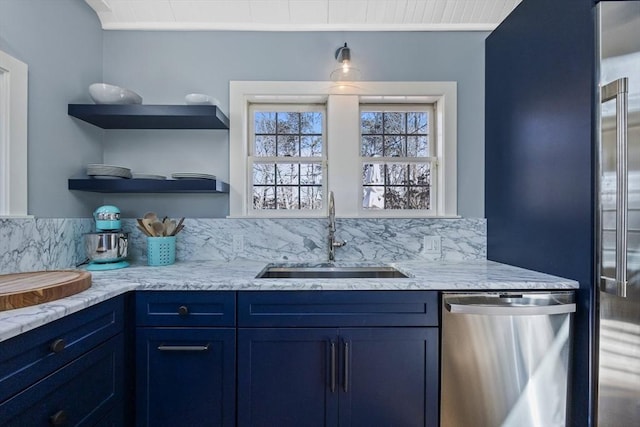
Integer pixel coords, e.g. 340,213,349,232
330,42,361,82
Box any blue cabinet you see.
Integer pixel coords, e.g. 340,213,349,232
1,290,441,426
136,328,235,427
135,292,236,427
0,297,126,426
237,328,339,426
237,291,439,427
238,327,437,427
339,328,438,426
0,335,124,426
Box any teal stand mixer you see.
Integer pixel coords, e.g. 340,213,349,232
84,205,129,271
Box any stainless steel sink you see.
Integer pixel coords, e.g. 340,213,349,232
256,264,409,279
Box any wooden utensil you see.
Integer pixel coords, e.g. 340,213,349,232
0,270,91,311
165,220,177,236
151,221,164,237
137,219,153,236
143,212,158,222
141,218,157,236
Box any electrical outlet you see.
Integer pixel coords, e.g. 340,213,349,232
422,236,441,255
233,235,244,253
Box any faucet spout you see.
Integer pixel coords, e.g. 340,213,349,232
328,191,346,261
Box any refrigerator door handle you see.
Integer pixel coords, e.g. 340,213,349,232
601,77,629,298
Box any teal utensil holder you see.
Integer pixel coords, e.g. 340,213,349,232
147,236,176,266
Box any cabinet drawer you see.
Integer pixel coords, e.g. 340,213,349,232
0,333,124,427
136,291,235,327
0,297,124,403
238,291,438,327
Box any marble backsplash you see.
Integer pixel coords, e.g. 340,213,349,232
0,218,93,274
0,217,486,273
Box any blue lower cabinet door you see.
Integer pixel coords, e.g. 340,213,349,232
338,328,439,427
136,328,235,427
0,334,124,427
237,328,339,427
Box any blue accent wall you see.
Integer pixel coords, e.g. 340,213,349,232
485,0,596,425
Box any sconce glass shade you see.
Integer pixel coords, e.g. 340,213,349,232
331,42,361,82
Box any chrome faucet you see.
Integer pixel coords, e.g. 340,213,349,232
328,191,346,261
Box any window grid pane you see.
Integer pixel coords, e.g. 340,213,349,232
361,111,430,158
252,162,323,209
255,111,323,158
251,162,323,211
361,162,431,210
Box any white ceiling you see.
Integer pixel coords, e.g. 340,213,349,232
85,0,522,31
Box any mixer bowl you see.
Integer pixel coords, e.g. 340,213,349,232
84,232,128,263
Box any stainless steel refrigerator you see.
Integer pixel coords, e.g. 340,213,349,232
597,2,640,425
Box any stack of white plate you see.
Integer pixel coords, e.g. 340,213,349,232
86,164,132,179
171,173,216,180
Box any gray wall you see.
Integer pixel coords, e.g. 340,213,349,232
102,31,487,218
0,0,487,218
0,0,104,217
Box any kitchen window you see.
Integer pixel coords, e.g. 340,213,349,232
230,81,457,218
0,50,28,217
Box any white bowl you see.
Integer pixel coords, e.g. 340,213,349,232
185,93,219,106
89,83,142,105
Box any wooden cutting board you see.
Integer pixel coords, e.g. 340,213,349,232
0,270,92,311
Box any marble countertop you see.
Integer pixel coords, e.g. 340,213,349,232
0,259,578,342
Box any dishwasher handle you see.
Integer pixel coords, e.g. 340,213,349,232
444,293,576,316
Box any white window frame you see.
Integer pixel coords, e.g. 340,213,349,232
0,50,28,217
229,81,457,218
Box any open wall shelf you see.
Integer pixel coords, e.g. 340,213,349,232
68,177,229,193
68,104,229,129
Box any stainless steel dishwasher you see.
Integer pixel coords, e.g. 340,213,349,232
440,291,576,427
